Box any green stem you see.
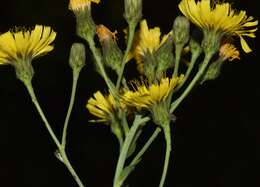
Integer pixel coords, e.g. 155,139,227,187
173,45,183,78
24,81,61,148
61,70,80,149
130,127,161,166
60,150,85,187
113,116,150,187
159,123,171,187
23,80,85,187
170,53,213,113
175,49,201,92
116,23,136,90
86,37,116,96
117,127,161,186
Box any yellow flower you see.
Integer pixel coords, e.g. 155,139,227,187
69,0,100,11
219,43,240,61
0,25,56,65
122,76,183,109
128,19,172,72
86,91,117,123
178,0,258,53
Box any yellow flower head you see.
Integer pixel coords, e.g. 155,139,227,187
128,20,172,72
69,0,100,11
219,43,240,61
122,76,184,109
178,0,258,53
0,25,56,65
86,91,117,123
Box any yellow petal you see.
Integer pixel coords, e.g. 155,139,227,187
239,36,252,53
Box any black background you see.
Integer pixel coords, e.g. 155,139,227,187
0,0,259,187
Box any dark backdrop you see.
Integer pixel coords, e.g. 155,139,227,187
0,0,259,187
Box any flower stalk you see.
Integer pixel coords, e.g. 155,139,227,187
23,80,85,187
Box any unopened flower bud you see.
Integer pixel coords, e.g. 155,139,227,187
69,43,86,71
200,59,224,84
124,0,142,24
96,25,123,75
173,16,190,46
155,35,175,79
189,38,202,54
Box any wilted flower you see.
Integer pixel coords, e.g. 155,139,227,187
96,25,123,75
219,43,240,61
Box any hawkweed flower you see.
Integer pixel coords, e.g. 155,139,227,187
96,25,123,75
86,91,125,146
178,0,258,53
128,20,173,81
122,76,183,110
122,76,183,125
69,0,100,40
69,0,100,11
87,91,117,123
0,25,56,82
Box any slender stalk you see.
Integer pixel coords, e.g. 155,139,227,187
62,70,80,148
24,81,61,148
117,127,161,186
23,80,85,187
174,49,201,92
113,116,150,187
173,45,183,78
170,52,214,113
86,37,116,96
131,127,161,165
60,150,85,187
116,23,136,90
159,124,171,187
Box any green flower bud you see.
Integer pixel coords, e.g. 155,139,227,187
189,38,202,54
69,43,86,71
173,16,190,46
141,53,157,83
96,25,123,75
155,35,175,79
124,0,143,24
200,59,224,84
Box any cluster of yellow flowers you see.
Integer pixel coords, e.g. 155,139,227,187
86,0,257,124
0,0,257,186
